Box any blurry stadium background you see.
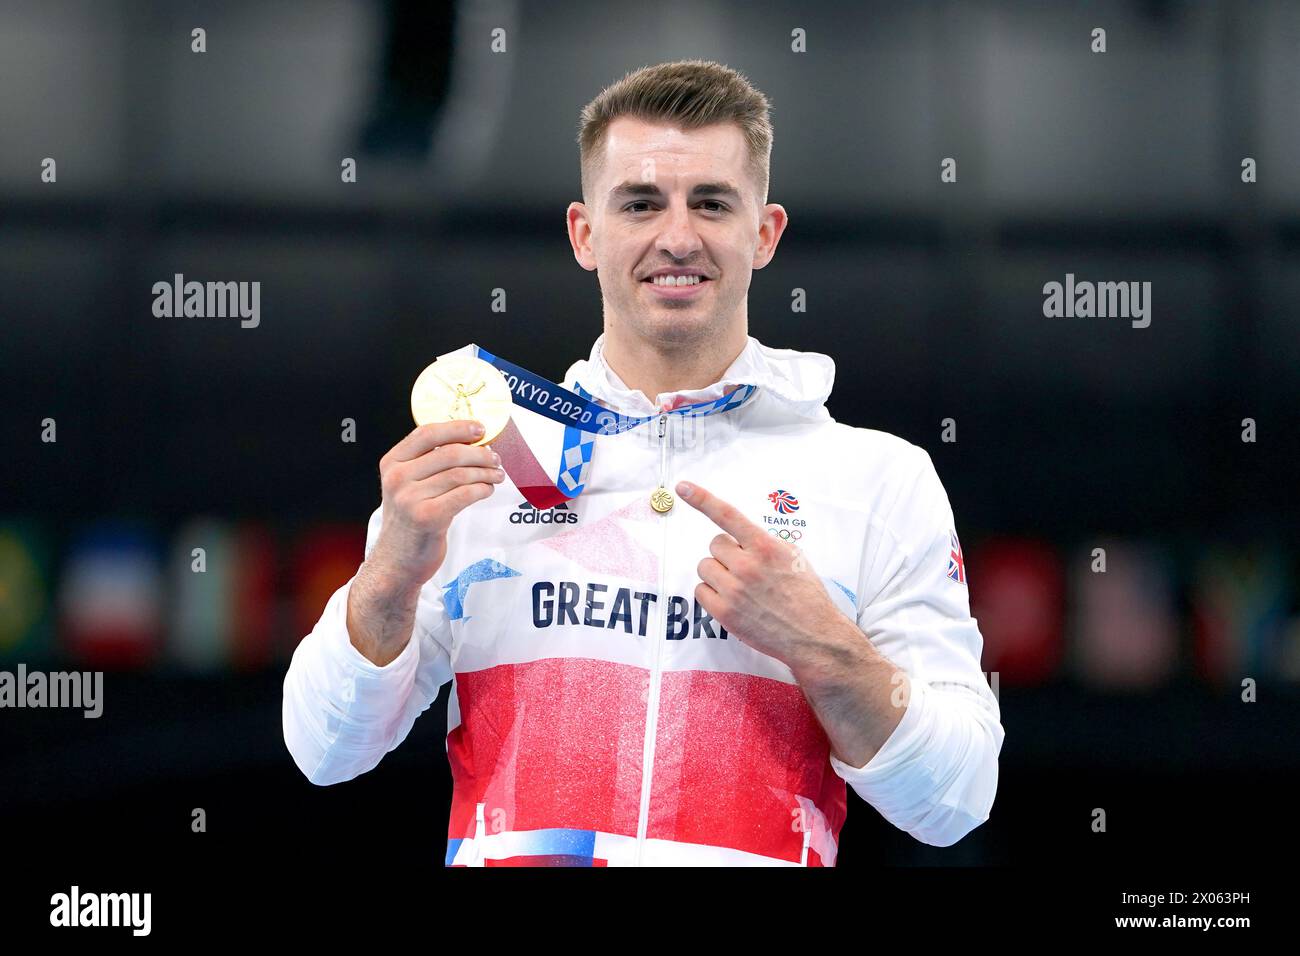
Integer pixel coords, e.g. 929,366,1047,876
1,0,1297,871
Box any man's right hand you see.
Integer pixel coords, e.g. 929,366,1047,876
346,419,506,666
371,418,505,588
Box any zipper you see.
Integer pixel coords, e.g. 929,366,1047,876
634,411,672,866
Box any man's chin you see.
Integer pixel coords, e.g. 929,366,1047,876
637,312,722,346
605,287,732,342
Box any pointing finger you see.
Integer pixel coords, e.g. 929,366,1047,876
676,481,764,549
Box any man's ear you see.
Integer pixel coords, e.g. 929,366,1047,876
752,203,788,270
567,202,598,272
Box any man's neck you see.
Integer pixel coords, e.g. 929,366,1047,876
602,325,748,408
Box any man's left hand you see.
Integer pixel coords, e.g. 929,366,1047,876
676,480,843,669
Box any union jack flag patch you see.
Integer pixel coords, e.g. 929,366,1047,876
946,530,967,585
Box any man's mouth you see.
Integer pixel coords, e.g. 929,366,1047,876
645,274,707,287
641,271,712,298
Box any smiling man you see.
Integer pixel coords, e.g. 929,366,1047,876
570,107,772,395
283,60,1004,866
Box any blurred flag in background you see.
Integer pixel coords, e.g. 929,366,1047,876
168,518,277,672
0,520,55,665
970,538,1064,686
289,523,367,657
1191,544,1291,687
1071,542,1178,690
58,522,163,670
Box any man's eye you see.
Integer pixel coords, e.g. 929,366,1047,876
699,201,728,213
624,201,653,213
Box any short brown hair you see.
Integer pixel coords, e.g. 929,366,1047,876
577,60,773,205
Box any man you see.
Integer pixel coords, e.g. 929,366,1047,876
283,60,1003,866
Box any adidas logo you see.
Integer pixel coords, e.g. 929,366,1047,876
509,500,579,524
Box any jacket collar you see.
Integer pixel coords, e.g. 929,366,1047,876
564,332,835,422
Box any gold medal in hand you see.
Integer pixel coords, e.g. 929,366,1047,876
410,354,513,446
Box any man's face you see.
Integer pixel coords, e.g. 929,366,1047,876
567,117,787,348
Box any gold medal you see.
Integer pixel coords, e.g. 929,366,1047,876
411,353,513,446
650,486,674,513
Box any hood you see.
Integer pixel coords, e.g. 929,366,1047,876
564,333,835,423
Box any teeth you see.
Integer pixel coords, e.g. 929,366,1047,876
651,275,702,286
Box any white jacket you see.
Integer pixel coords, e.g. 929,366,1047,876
282,333,1004,866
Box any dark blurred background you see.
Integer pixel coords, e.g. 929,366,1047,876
1,0,1297,884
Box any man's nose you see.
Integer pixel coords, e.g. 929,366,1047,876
654,200,703,259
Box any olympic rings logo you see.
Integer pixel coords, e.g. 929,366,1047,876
767,528,802,541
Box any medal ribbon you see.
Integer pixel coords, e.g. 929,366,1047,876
471,345,758,510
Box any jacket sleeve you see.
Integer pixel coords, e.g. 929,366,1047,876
829,444,1004,847
282,504,455,785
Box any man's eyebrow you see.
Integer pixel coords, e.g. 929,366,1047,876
607,181,745,203
608,182,663,201
690,182,743,200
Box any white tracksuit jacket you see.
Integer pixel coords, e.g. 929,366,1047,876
282,333,1004,866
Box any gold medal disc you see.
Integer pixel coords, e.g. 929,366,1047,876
411,353,513,446
650,487,675,513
